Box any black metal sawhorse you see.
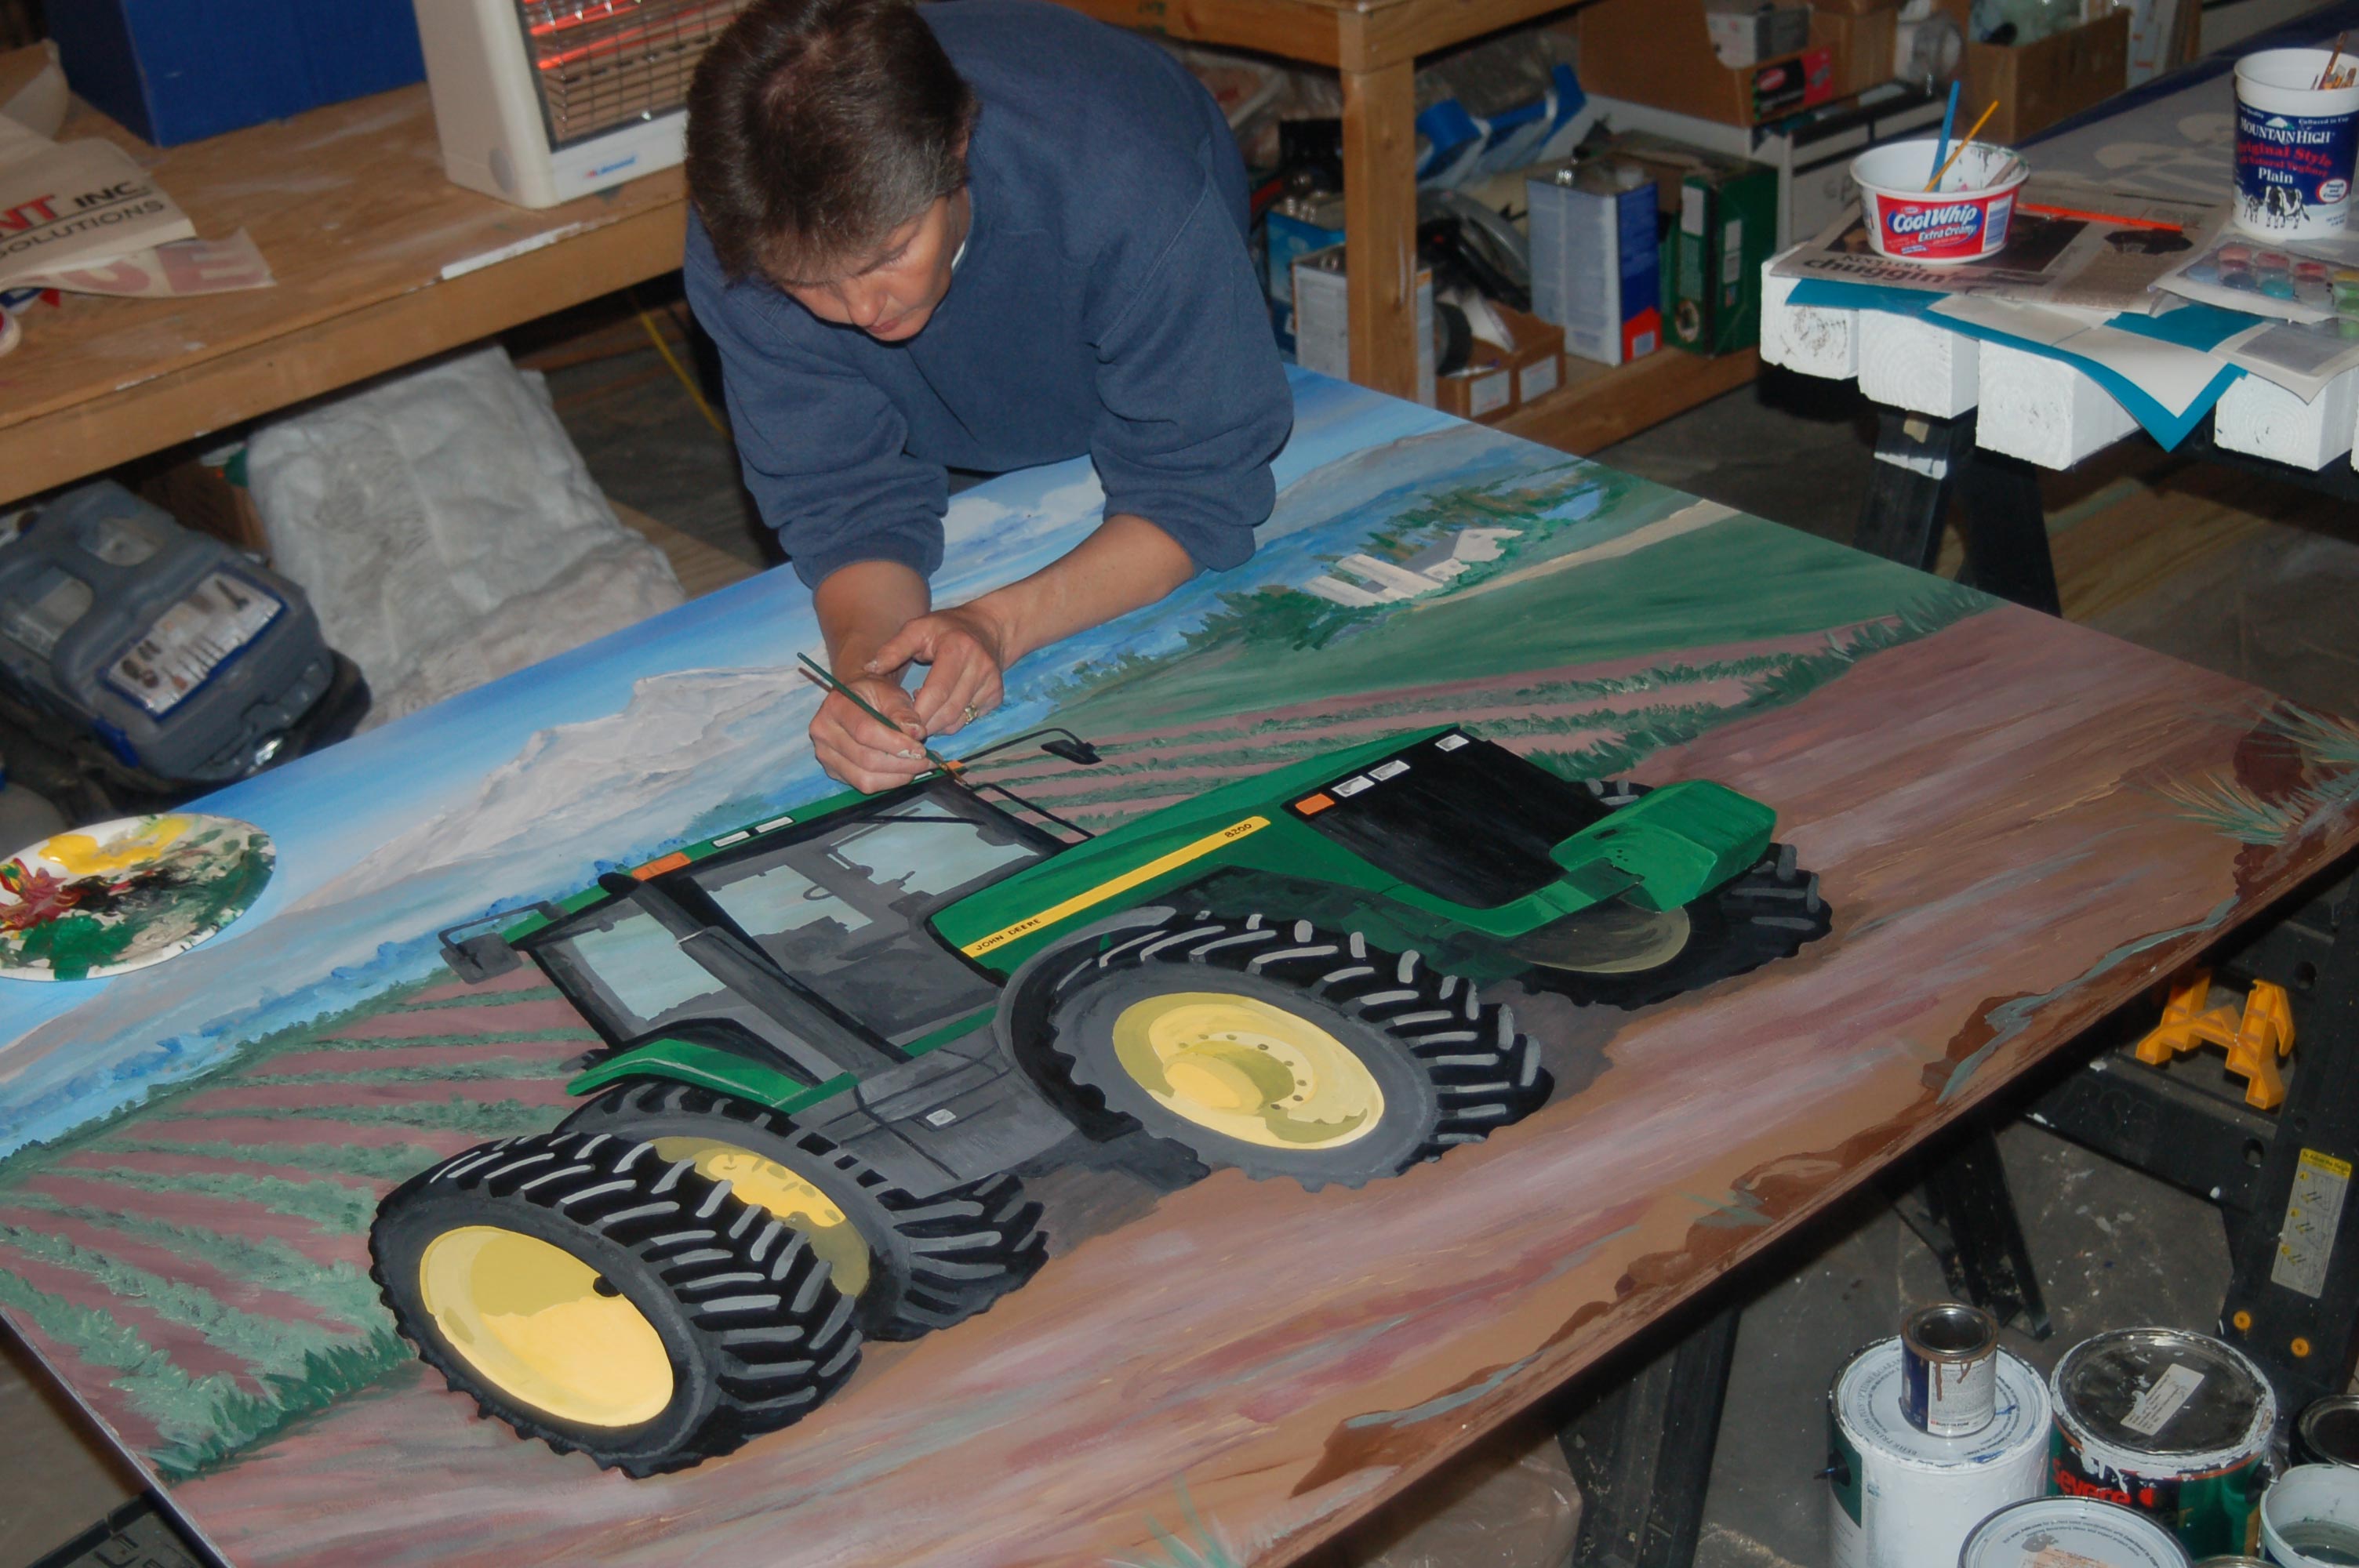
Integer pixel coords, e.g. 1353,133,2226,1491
1556,867,2359,1566
1852,399,2359,619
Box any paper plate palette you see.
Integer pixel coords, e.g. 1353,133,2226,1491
0,813,274,982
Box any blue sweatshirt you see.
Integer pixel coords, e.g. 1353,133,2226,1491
685,0,1294,589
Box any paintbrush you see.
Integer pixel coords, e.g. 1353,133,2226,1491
2320,32,2347,89
795,653,962,774
1924,100,2000,192
1928,81,1962,196
2019,202,2183,231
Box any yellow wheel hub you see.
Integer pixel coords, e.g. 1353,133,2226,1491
1110,992,1384,1151
649,1138,871,1297
417,1225,672,1428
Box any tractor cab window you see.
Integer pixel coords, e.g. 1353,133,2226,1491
543,906,729,1037
694,790,1046,1046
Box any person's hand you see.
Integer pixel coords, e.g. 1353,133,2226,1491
809,673,931,794
868,603,1011,739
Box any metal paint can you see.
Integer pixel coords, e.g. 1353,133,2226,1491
2295,1396,2359,1469
1904,1301,2001,1437
2192,1558,2271,1566
1829,1335,2051,1568
2259,1464,2359,1566
1960,1497,2194,1568
2050,1328,2277,1559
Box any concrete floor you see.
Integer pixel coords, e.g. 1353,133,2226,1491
5,328,2358,1568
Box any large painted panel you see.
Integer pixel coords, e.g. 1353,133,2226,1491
2,370,2354,1566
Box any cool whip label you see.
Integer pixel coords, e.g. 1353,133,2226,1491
1880,191,2013,257
2237,104,2358,231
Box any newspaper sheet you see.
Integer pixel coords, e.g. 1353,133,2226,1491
1772,177,2227,314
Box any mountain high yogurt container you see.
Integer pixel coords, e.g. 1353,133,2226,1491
2234,48,2359,238
1852,139,2026,263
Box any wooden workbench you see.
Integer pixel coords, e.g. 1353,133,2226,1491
2,13,1752,507
0,86,686,508
2,370,2351,1568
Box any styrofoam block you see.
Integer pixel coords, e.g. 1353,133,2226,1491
1857,311,1979,418
1974,341,2138,469
1761,256,1857,379
2213,370,2357,470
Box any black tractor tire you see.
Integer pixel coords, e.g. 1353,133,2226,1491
1516,779,1832,1010
370,1128,860,1475
560,1081,1048,1341
1038,913,1550,1189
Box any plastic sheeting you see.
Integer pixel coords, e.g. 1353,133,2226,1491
246,345,684,729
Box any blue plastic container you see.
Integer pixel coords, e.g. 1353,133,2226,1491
47,0,426,147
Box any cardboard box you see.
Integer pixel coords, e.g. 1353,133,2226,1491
1436,306,1566,423
1292,245,1437,406
1706,0,1815,67
140,454,267,560
1581,0,1840,126
1586,87,1946,249
1607,135,1779,357
48,0,424,147
1528,161,1663,366
1812,6,1899,98
1935,0,2130,142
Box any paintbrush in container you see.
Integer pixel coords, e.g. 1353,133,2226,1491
1925,100,2000,193
1928,81,1962,194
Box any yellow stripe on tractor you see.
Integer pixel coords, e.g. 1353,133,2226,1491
959,817,1270,959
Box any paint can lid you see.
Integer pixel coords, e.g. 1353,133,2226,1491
2052,1328,2276,1462
2298,1395,2359,1468
1959,1497,2192,1568
1830,1336,2049,1469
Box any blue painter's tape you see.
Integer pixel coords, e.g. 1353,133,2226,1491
1785,278,2245,448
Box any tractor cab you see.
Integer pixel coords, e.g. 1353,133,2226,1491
434,753,1082,1115
518,777,1063,1074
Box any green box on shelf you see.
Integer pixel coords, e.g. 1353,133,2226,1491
1618,134,1778,357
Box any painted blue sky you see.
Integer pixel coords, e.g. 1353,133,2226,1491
0,371,1625,1153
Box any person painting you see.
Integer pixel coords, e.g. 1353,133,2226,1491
684,0,1292,791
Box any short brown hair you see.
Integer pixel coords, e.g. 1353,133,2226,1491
687,0,978,283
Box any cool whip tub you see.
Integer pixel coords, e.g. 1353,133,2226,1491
2234,49,2359,238
1852,140,2026,263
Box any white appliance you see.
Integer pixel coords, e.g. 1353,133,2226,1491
413,0,750,209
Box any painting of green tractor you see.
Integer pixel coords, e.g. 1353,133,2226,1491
368,726,1831,1473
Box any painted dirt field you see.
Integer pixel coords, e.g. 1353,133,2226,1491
3,370,2357,1568
146,611,2359,1568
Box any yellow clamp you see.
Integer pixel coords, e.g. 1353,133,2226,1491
2135,967,2296,1110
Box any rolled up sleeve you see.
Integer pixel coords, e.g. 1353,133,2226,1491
685,220,949,588
1090,183,1294,572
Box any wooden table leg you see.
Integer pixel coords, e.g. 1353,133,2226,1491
1340,58,1419,400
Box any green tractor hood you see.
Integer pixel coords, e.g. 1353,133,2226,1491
932,727,1773,972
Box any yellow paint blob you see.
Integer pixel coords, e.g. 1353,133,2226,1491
45,816,191,877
